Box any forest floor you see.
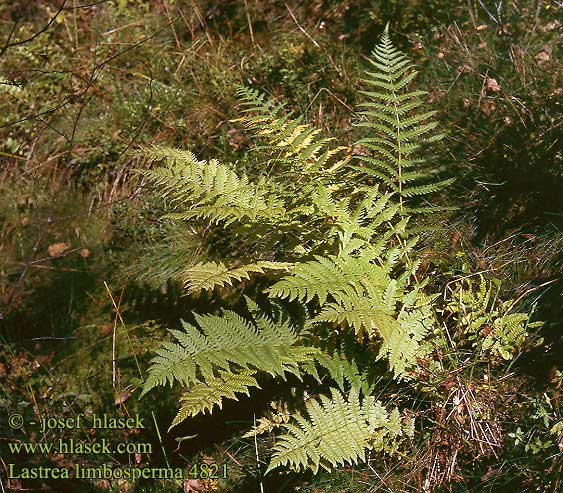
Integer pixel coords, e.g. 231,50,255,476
1,1,562,492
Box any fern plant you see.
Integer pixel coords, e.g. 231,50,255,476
443,275,542,361
138,26,455,476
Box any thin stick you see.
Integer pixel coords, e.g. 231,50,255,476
27,382,41,422
152,410,170,468
163,0,181,49
0,456,6,493
225,450,244,467
505,278,559,315
253,413,265,493
0,1,68,58
285,3,320,48
366,460,394,493
243,0,255,48
103,281,123,391
0,151,26,161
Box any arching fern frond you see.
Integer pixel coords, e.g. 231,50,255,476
354,24,453,214
234,86,350,182
266,386,410,474
136,145,286,225
141,299,320,397
269,254,433,378
244,353,376,439
242,400,292,438
268,254,390,305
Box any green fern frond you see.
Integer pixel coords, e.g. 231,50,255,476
170,370,259,429
483,313,529,360
312,297,399,338
268,254,390,305
354,25,453,213
266,386,407,474
136,145,285,225
245,354,376,439
269,252,407,319
234,86,350,180
141,300,320,397
183,260,293,294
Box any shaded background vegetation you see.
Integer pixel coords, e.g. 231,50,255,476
1,1,562,491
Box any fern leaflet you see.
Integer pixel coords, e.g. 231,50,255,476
270,254,433,377
170,370,260,429
183,260,293,294
234,86,350,184
137,145,285,225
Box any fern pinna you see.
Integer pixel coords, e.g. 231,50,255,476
138,26,453,475
141,297,320,428
267,386,413,474
269,253,434,379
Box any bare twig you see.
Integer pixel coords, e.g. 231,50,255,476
103,282,124,392
243,0,256,48
0,228,46,321
0,1,68,59
285,3,320,48
476,0,501,24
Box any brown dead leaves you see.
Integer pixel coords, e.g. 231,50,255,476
485,78,501,93
48,242,69,257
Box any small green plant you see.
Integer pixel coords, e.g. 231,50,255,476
444,275,542,361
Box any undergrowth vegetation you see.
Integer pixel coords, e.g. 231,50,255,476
1,1,562,492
